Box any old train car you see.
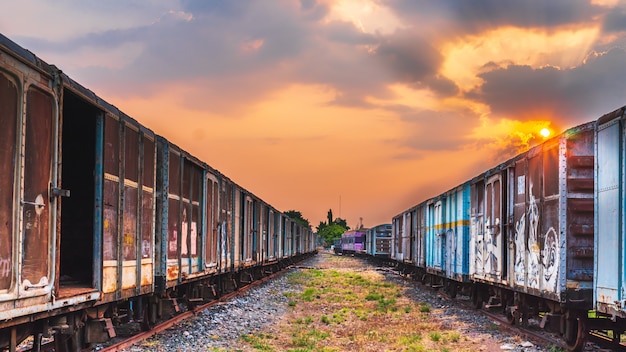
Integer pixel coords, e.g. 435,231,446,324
593,106,626,344
391,203,427,277
470,121,595,350
365,224,392,257
340,230,365,254
425,182,471,297
0,32,317,351
0,32,159,348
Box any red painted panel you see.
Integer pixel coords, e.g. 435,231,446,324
103,180,119,261
123,186,137,261
141,190,153,259
0,73,17,290
22,87,53,285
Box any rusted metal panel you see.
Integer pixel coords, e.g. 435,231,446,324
121,261,136,290
167,197,180,281
0,72,17,292
22,87,54,290
205,174,219,269
102,265,117,293
123,187,138,261
103,180,119,261
141,191,153,260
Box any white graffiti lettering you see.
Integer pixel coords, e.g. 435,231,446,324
516,181,559,292
514,212,526,286
0,256,10,278
542,227,559,291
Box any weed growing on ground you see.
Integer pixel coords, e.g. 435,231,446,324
237,253,499,352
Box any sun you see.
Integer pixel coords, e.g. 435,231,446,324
540,128,551,138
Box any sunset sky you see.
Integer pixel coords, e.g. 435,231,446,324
2,0,626,229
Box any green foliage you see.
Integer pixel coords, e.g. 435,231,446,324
429,332,441,342
317,223,347,246
284,210,310,228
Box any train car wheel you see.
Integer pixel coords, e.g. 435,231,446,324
140,301,157,331
448,281,457,299
471,287,483,309
564,313,586,351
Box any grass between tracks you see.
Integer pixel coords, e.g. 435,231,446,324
232,252,480,352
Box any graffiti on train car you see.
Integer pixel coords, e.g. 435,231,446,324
473,216,501,277
0,256,9,279
485,216,500,274
514,211,526,286
514,181,560,292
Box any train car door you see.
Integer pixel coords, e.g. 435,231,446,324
484,174,503,278
433,200,444,270
20,87,56,297
0,71,18,298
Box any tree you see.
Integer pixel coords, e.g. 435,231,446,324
284,210,310,228
316,209,351,246
318,223,346,247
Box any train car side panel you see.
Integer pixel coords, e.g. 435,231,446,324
595,108,626,317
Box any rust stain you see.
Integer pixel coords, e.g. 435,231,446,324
167,265,179,280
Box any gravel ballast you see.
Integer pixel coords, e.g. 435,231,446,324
121,252,591,351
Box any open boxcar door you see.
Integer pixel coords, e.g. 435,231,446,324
19,87,56,297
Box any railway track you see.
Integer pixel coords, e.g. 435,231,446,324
386,264,625,352
12,266,293,352
96,267,289,352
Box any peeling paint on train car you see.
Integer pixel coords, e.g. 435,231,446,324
471,121,595,304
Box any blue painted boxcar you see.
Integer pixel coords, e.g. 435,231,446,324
365,224,392,257
425,182,471,296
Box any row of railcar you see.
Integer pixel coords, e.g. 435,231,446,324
0,33,316,351
333,225,392,257
382,107,626,351
321,112,624,351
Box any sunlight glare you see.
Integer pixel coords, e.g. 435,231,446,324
540,128,551,138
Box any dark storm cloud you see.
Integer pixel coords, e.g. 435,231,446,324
603,7,626,33
385,0,602,33
468,48,626,126
324,20,378,45
374,29,458,97
180,0,249,17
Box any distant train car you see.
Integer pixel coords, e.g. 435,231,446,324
333,238,343,255
595,107,626,320
425,182,471,297
341,230,366,255
392,202,428,280
365,224,392,257
470,121,595,350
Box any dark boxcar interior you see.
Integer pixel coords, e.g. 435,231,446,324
59,91,98,293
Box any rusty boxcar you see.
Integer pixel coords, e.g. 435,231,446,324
469,121,595,350
0,32,317,352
